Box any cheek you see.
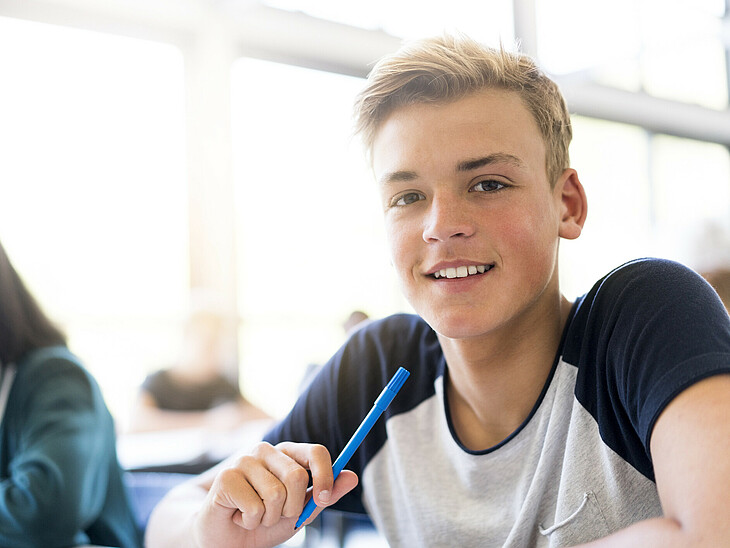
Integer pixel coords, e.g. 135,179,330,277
496,205,559,264
385,218,412,268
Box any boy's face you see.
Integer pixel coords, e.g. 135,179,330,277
372,89,567,340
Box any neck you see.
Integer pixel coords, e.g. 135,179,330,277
439,293,573,451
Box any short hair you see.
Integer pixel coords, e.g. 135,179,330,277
353,34,572,186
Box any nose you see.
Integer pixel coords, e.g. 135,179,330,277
422,195,475,243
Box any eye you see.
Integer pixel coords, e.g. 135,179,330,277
471,179,506,193
392,191,425,207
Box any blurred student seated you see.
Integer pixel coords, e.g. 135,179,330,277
128,293,268,433
0,240,141,547
343,310,370,335
702,267,730,312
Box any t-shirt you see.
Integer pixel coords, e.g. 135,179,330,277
141,369,241,411
264,258,730,547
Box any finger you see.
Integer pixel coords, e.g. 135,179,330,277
210,464,268,530
296,470,360,528
215,445,303,530
332,469,359,500
277,442,335,507
251,445,310,521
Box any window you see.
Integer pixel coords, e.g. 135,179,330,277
537,0,728,110
538,0,730,297
559,117,652,299
0,16,188,424
560,117,730,299
231,59,407,416
650,135,730,270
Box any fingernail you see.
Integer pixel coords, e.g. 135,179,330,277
318,490,331,503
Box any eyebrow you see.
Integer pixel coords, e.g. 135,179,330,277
456,153,524,172
379,153,524,187
378,170,419,187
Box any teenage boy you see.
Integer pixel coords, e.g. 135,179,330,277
146,34,730,548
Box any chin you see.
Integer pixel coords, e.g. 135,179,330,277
418,308,493,340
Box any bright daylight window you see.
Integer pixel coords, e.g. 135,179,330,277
559,117,730,299
537,0,730,299
536,0,728,108
231,59,407,417
0,16,189,425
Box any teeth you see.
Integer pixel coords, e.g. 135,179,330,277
433,265,491,279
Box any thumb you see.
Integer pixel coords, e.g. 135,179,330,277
303,470,359,525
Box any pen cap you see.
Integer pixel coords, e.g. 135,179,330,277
374,367,410,410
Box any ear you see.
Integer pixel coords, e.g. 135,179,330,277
555,169,587,240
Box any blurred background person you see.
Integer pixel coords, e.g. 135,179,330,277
0,239,141,547
128,292,269,433
702,267,730,312
692,222,730,313
343,310,370,335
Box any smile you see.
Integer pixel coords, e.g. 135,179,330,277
432,264,493,279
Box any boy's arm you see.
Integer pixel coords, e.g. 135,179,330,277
144,441,358,548
580,374,730,547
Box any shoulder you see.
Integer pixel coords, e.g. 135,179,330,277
6,346,109,429
588,257,708,300
588,257,719,308
340,313,442,400
14,346,92,387
567,258,725,349
346,313,440,362
265,312,442,440
11,346,104,407
312,313,443,436
353,312,433,337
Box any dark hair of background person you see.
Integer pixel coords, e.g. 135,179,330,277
0,241,66,364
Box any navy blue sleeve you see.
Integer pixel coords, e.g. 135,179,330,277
263,313,441,513
566,258,730,480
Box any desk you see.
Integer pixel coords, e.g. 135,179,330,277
117,419,273,473
118,420,273,532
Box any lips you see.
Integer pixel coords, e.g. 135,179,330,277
431,264,494,279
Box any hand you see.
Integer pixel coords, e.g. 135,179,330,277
191,441,359,548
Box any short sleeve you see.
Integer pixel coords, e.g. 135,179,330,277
566,258,730,479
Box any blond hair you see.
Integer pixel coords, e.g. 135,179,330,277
353,34,572,186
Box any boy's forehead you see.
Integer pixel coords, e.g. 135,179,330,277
371,89,545,173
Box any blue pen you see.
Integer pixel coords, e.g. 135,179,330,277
295,366,410,529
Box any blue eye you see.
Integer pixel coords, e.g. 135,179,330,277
394,192,425,206
472,180,506,192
